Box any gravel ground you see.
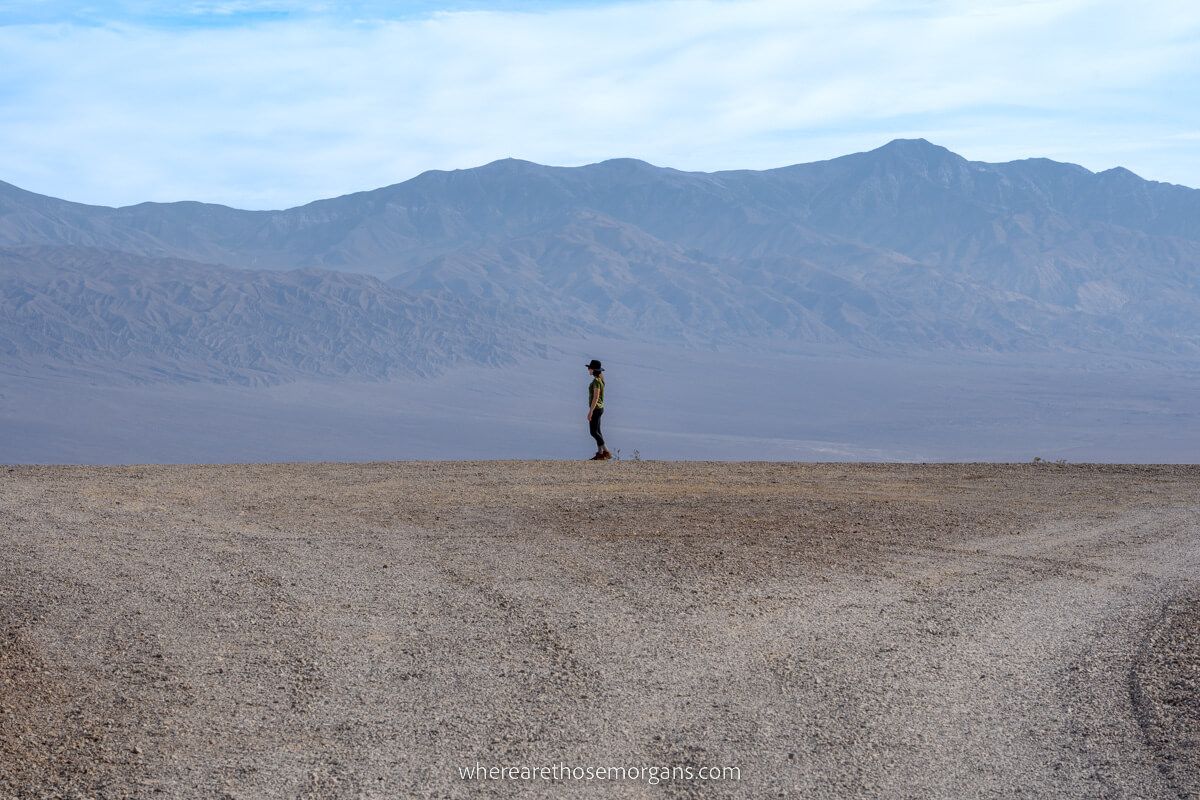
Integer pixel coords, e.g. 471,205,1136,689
1,461,1198,799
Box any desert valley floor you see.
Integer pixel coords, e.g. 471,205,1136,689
2,461,1198,798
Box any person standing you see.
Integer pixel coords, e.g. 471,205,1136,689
586,359,611,460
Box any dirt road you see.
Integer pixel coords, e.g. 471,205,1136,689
2,462,1198,798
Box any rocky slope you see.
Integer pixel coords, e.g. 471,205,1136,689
0,246,545,384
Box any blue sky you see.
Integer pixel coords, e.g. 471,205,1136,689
1,0,1198,208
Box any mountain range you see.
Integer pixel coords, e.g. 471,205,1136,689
3,138,1200,385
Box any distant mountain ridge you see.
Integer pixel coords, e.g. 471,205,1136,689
3,139,1200,384
5,139,1199,275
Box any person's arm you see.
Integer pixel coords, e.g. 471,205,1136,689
588,383,599,419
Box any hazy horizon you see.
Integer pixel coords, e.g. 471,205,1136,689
5,137,1199,212
3,0,1199,209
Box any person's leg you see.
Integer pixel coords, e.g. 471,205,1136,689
589,407,605,452
593,407,611,457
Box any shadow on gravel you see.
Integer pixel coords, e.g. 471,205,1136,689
1130,592,1200,799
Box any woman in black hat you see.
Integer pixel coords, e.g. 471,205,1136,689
586,359,611,461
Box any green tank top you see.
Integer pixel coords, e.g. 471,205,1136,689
589,376,605,408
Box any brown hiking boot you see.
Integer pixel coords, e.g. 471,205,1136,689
599,449,613,460
588,453,604,460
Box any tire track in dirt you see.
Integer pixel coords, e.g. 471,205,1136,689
1129,590,1200,800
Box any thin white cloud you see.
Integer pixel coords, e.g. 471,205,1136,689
0,0,1197,208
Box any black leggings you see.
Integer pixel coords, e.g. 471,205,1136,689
589,406,605,449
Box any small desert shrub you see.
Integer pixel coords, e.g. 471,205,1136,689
1032,456,1069,466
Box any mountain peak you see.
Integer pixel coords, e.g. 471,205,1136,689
475,157,546,173
1098,165,1142,181
871,138,960,161
590,157,657,170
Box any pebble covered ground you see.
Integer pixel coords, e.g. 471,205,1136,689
1,460,1198,799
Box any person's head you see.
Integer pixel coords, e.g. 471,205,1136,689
586,359,603,377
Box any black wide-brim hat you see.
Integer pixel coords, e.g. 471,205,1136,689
586,359,603,371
